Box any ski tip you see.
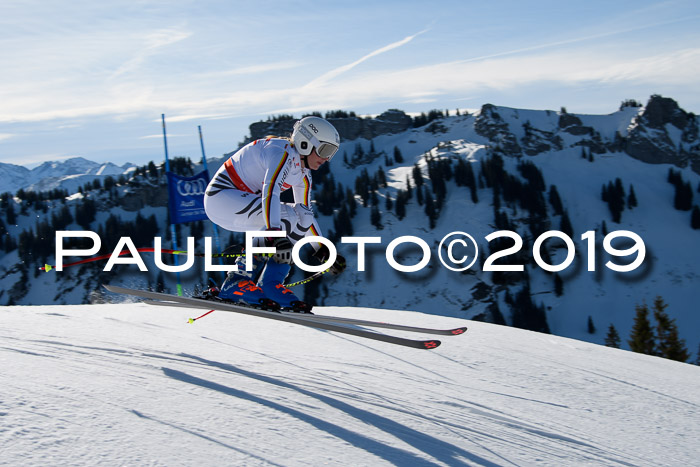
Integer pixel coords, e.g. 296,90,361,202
103,284,130,295
450,327,468,335
422,340,441,349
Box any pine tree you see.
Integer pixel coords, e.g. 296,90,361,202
0,218,5,251
674,181,693,211
605,324,621,348
603,179,625,223
148,161,158,179
691,206,700,230
469,181,479,204
652,296,689,362
554,273,563,296
560,210,574,237
371,190,379,207
612,178,625,221
395,190,407,220
627,185,638,209
370,205,382,230
454,159,467,186
412,164,423,187
511,283,550,334
354,143,365,160
333,205,353,238
376,167,387,188
667,167,679,184
6,202,16,225
548,185,563,216
345,188,357,217
393,146,404,163
628,302,656,355
424,187,437,229
587,316,596,334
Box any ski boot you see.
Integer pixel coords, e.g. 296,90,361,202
217,255,280,311
258,259,313,313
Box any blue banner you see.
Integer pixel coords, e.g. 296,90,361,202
167,170,210,224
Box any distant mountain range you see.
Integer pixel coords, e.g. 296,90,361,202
0,157,135,194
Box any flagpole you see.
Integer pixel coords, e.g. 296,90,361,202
162,114,183,296
199,126,225,279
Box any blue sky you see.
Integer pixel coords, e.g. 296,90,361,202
1,0,699,168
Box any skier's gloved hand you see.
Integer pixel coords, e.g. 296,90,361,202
313,244,346,275
264,228,293,264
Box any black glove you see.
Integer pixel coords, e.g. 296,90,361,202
265,229,293,264
313,244,346,275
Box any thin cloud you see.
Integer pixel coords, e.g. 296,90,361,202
111,28,192,78
452,14,700,66
259,47,700,115
9,46,698,124
303,27,430,89
197,62,300,79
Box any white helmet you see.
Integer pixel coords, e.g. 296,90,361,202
292,116,340,160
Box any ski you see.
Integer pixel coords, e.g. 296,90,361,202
142,298,468,336
103,285,443,350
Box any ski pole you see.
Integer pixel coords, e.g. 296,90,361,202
41,248,249,272
188,309,215,324
285,268,330,287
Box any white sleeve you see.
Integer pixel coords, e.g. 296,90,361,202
260,146,291,230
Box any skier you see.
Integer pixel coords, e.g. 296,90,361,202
204,116,346,312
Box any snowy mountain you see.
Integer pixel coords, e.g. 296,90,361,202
0,157,135,194
1,95,699,359
2,302,699,466
302,97,700,353
0,162,31,190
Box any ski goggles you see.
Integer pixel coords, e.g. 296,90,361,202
315,141,339,160
298,125,339,160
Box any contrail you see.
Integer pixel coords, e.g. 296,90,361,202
304,27,431,88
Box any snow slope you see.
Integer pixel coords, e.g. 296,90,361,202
1,302,698,466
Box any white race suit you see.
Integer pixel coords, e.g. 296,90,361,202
204,137,323,246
